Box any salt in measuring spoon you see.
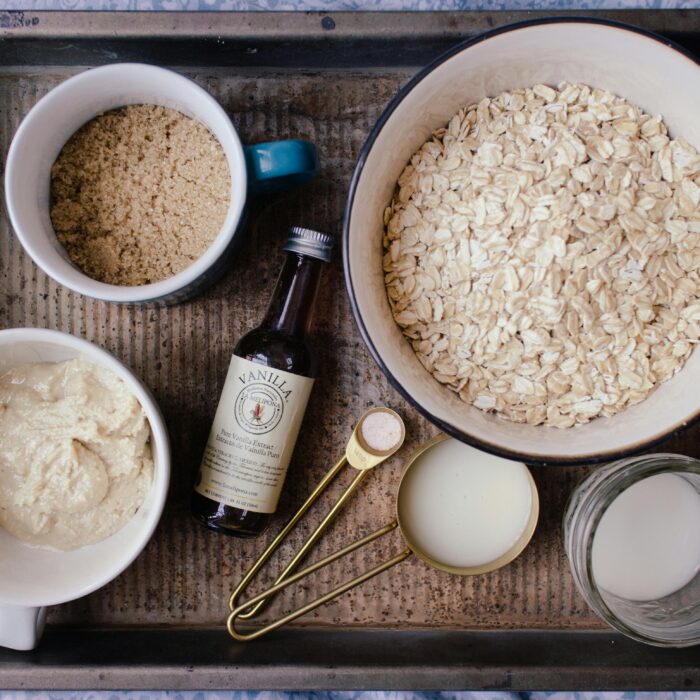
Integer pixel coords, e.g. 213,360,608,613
229,407,405,620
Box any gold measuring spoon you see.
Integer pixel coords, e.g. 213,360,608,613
228,406,405,621
227,434,539,642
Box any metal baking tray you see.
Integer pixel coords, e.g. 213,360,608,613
1,9,700,690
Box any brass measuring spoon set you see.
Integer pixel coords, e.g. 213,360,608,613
227,407,539,642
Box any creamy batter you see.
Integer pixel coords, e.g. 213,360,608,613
0,358,153,550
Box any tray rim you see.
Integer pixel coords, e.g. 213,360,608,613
1,627,699,691
2,8,700,42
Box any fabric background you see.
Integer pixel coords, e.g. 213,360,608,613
4,0,700,11
2,694,700,700
2,692,700,700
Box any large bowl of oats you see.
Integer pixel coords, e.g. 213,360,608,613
343,19,700,465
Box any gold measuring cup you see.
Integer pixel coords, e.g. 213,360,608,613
228,406,406,623
228,431,539,642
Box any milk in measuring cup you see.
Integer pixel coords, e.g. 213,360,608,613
398,439,533,569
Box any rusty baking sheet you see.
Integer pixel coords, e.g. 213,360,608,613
1,10,700,690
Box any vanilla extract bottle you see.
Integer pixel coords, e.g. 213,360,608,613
192,227,333,537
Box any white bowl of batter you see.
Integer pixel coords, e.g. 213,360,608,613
0,328,170,651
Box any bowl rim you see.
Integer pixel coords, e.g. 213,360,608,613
0,327,171,607
4,62,245,305
342,16,700,467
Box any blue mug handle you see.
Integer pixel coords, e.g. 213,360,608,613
245,139,320,195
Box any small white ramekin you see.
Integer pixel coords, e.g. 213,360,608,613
0,328,170,650
4,63,246,304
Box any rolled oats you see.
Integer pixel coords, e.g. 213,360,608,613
383,83,700,428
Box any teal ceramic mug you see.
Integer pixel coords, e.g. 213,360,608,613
5,63,319,305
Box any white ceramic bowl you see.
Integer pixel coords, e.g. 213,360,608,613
4,63,246,304
0,328,170,650
344,19,700,465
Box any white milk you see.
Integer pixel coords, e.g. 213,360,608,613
592,472,700,601
397,438,533,569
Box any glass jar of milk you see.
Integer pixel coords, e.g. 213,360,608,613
564,454,700,647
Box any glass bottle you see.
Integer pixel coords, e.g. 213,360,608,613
192,226,333,537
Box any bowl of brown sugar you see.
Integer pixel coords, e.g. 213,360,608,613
5,63,318,304
50,103,230,289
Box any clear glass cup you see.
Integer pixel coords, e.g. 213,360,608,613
563,454,700,647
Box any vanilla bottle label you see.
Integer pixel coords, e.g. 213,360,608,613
195,355,314,514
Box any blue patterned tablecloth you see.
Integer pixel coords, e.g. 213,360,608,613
4,0,700,10
2,692,700,700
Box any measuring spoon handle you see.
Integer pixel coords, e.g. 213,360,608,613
227,521,412,642
228,455,348,614
237,467,371,620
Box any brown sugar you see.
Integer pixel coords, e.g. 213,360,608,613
50,104,231,286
